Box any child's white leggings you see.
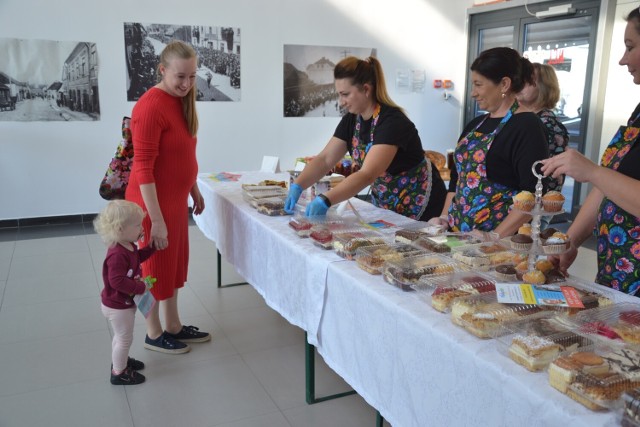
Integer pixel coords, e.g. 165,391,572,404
101,304,136,373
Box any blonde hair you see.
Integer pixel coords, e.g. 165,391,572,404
94,200,145,247
533,63,561,110
334,56,405,114
157,40,199,136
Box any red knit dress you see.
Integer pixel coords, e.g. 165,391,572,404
126,88,198,301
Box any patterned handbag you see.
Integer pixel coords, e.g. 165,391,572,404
99,116,133,200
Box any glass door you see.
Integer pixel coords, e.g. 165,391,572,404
522,15,594,213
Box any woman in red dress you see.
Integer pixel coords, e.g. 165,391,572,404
126,40,209,354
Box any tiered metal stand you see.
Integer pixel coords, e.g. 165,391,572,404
525,161,564,271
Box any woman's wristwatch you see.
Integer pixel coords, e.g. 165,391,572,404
318,193,332,207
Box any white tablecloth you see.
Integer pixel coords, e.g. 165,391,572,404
194,171,631,427
193,172,414,345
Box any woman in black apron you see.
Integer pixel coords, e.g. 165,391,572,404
285,56,447,221
541,8,640,296
429,47,549,238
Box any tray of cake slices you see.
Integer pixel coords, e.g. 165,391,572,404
288,217,345,238
411,271,496,312
619,388,640,426
255,196,289,216
411,232,484,254
308,221,355,249
332,229,389,260
355,243,429,275
560,303,640,348
450,292,548,339
381,253,460,291
450,241,517,271
494,312,594,372
394,222,446,244
548,343,640,411
242,186,288,207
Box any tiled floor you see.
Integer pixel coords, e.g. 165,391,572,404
0,222,599,427
0,223,383,427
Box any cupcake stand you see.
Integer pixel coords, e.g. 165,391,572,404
520,160,566,271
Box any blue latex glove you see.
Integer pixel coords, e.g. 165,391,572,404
305,195,330,217
284,183,303,214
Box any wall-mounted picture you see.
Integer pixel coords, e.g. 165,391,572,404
283,44,375,117
124,22,241,102
0,38,99,122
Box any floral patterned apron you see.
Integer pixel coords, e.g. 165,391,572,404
448,102,519,232
595,115,640,295
351,104,433,219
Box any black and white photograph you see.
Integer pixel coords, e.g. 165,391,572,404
124,22,241,102
0,38,100,122
283,44,375,118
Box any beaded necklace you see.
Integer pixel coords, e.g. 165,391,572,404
354,103,382,161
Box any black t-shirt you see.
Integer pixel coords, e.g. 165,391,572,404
333,104,447,221
614,102,640,180
448,112,549,193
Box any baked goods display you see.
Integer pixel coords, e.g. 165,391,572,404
412,233,483,253
288,217,313,237
542,232,571,254
621,388,640,426
450,243,515,271
541,190,566,212
496,314,593,372
568,303,640,346
548,346,640,410
355,243,428,275
414,272,496,312
394,224,444,244
308,222,350,249
255,197,289,216
382,254,458,291
333,230,387,260
513,191,535,211
242,187,288,208
510,233,533,251
450,292,544,339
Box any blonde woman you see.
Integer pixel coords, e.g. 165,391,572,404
285,56,447,220
126,40,209,354
517,62,569,193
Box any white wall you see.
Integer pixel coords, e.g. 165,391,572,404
0,0,472,220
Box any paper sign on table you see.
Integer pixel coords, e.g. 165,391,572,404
496,283,585,308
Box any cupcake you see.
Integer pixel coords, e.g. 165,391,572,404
495,264,517,281
542,232,570,254
512,253,529,264
542,191,565,212
539,227,558,243
535,259,554,274
518,223,532,236
515,260,529,280
522,269,546,285
513,191,535,212
510,234,533,251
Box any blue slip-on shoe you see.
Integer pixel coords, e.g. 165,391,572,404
165,325,211,343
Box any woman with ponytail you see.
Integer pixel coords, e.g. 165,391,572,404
285,56,447,221
126,40,210,354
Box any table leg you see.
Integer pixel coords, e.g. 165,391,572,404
376,411,384,426
217,249,249,288
305,333,357,404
